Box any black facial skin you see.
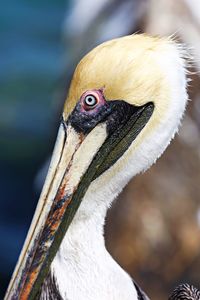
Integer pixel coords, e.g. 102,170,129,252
69,100,112,134
68,97,146,136
104,100,144,135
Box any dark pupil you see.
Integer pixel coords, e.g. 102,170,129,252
86,96,96,106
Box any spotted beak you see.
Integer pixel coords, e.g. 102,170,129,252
5,90,154,300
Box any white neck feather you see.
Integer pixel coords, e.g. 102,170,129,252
52,184,138,300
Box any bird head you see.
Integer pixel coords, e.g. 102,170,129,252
5,34,188,300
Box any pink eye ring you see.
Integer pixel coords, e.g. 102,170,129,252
80,89,105,111
84,94,98,108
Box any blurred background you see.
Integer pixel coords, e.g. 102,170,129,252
0,0,200,299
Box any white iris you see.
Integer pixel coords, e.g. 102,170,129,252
84,95,97,107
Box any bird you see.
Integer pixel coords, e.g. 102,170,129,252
5,34,189,300
169,283,200,300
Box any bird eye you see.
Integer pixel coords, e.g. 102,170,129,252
84,95,98,108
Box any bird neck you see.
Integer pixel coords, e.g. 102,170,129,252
50,181,137,300
54,181,111,263
60,205,106,254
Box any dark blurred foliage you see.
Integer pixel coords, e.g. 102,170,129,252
1,0,200,299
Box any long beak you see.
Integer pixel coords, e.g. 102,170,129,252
5,120,108,300
5,99,154,300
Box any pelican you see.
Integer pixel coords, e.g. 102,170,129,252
169,284,200,300
5,34,188,300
